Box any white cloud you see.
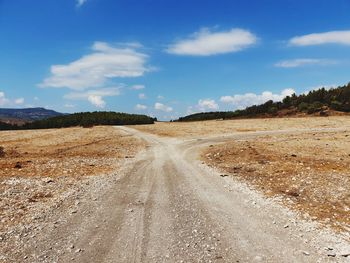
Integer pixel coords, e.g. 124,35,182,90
64,103,75,108
157,95,164,100
34,96,39,101
275,58,337,68
302,84,339,95
130,84,145,90
138,93,146,99
64,87,120,108
166,28,257,56
309,84,338,90
76,0,87,7
186,106,196,115
154,102,173,112
14,98,24,105
220,89,295,109
39,42,150,90
88,95,105,108
135,104,147,110
289,30,350,46
0,92,10,106
65,87,120,99
197,99,219,111
0,92,24,107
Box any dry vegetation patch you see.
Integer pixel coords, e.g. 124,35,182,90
133,116,350,138
0,126,145,255
0,126,143,178
202,131,350,232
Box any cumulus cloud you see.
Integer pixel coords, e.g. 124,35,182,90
88,95,105,108
138,93,146,99
39,42,150,90
0,92,10,106
135,104,147,110
154,102,173,112
130,84,145,90
275,58,337,68
14,98,25,105
0,92,25,107
289,30,350,46
186,106,196,115
220,89,295,109
76,0,87,7
166,28,257,56
197,99,219,111
64,87,120,108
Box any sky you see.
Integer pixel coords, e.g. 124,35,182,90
1,0,350,120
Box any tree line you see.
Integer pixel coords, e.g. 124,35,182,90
178,82,350,122
0,111,156,131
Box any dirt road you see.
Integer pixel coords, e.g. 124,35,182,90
20,126,350,263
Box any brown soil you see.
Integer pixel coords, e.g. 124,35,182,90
202,130,350,232
0,126,144,178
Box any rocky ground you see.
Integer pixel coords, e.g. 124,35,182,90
202,130,350,233
133,117,350,235
0,126,145,262
1,119,350,262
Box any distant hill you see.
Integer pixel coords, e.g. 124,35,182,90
178,83,350,122
0,107,63,123
0,111,156,130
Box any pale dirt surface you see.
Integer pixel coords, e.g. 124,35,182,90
202,130,350,233
134,117,350,232
0,126,145,262
1,125,348,262
132,116,350,138
1,120,350,262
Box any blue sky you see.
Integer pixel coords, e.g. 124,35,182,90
1,0,350,120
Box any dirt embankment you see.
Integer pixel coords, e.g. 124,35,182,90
0,126,145,260
202,130,350,232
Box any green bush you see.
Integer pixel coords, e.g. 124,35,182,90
307,101,324,114
298,102,309,112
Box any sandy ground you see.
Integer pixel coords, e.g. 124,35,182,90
132,116,350,138
0,126,145,261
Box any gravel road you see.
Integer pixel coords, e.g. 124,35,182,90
19,126,350,263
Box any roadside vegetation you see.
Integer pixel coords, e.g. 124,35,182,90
178,83,350,121
0,111,156,130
